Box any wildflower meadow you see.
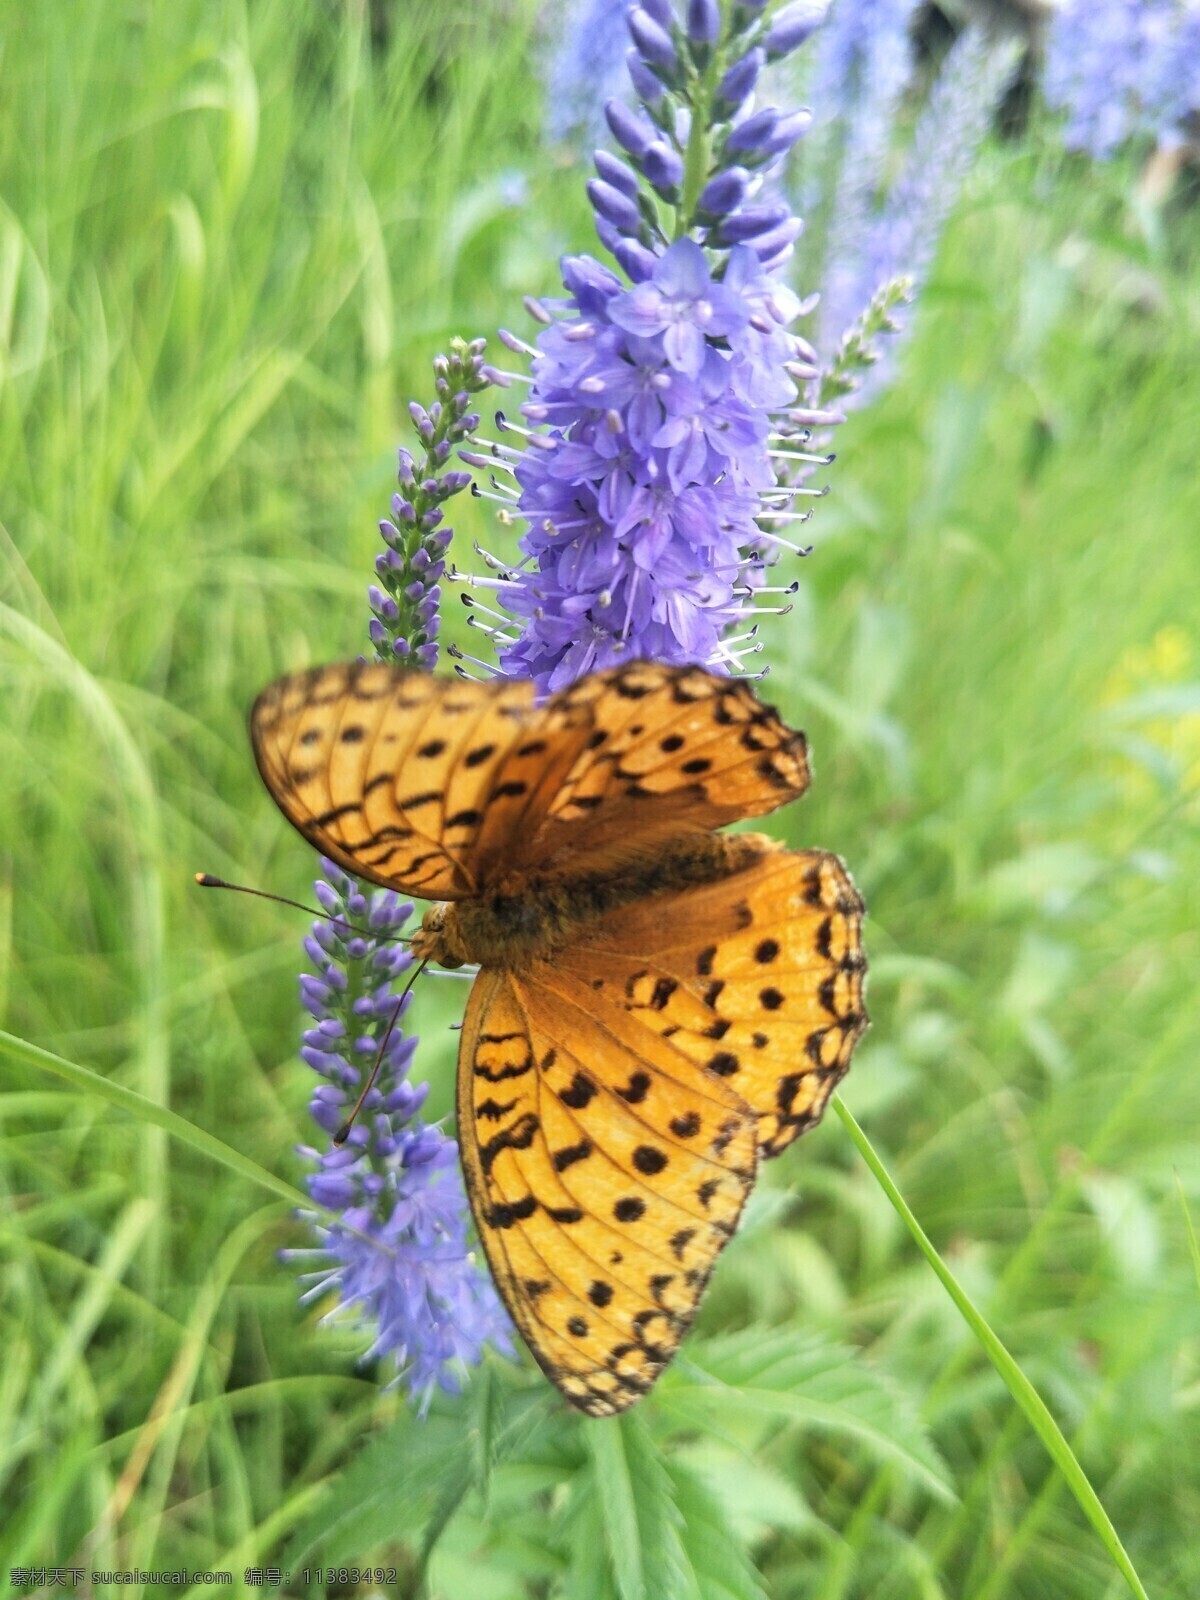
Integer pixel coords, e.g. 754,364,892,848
1,1,1198,1595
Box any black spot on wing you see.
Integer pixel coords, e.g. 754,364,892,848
617,1071,651,1104
553,1138,593,1171
560,1072,597,1109
669,1227,695,1260
479,1112,540,1175
397,789,442,810
632,1145,667,1175
476,1096,519,1121
486,1194,537,1229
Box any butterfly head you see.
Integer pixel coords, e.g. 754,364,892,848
411,902,469,969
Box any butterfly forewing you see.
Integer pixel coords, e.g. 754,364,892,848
252,660,811,897
526,661,811,880
251,664,545,897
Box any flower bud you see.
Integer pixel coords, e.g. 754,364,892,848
613,237,661,282
605,98,656,160
642,140,684,198
714,202,792,242
625,48,666,111
725,107,779,156
628,7,677,74
686,0,721,50
696,166,751,222
763,1,827,63
594,149,640,197
715,47,764,119
587,177,643,234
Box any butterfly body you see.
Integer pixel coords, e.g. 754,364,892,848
413,830,782,971
252,658,867,1415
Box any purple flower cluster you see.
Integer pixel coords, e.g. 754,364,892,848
286,859,511,1409
818,25,1019,407
804,0,922,356
785,5,1017,411
1044,0,1200,160
865,28,1018,315
544,0,634,150
368,338,493,666
470,0,832,692
589,2,822,280
285,343,513,1408
488,240,811,689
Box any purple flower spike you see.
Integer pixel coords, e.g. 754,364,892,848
506,0,830,690
811,19,1019,406
1045,0,1200,160
366,339,493,665
291,860,512,1410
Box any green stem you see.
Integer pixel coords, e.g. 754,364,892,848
677,17,726,238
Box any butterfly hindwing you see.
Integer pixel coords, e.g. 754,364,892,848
458,964,758,1416
560,843,867,1158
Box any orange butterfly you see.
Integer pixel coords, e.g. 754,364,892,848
251,658,867,1416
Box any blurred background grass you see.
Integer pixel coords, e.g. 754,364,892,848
1,0,1198,1594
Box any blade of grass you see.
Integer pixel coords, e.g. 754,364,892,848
833,1094,1151,1600
0,1030,306,1210
1176,1170,1200,1295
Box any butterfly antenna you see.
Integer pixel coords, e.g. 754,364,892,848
193,872,414,945
333,955,431,1146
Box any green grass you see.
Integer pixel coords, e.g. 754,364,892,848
2,2,1198,1595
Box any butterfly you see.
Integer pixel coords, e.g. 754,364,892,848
250,658,867,1416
